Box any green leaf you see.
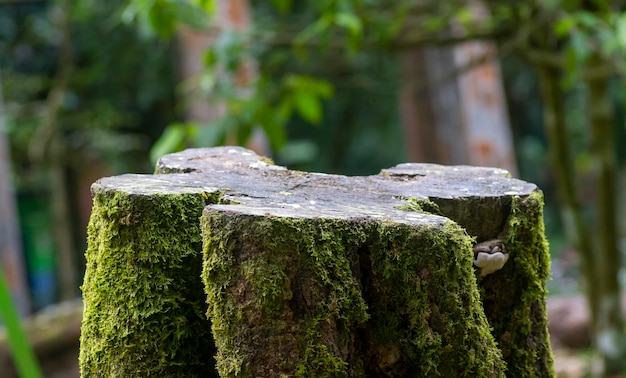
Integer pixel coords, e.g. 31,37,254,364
334,12,362,36
311,80,333,98
0,270,43,378
262,120,288,150
191,0,215,14
294,14,333,47
577,11,598,28
554,16,575,37
150,123,188,163
276,99,293,122
616,14,626,49
294,92,322,124
199,71,216,92
424,17,446,33
236,122,254,146
172,1,211,30
203,48,217,67
454,7,474,27
148,1,177,39
271,0,292,14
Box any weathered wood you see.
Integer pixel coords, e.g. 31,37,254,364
81,146,553,377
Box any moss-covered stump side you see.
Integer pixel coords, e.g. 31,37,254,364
79,183,219,377
379,164,554,376
201,206,505,377
479,191,553,377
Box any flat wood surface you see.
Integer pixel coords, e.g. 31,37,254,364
95,146,537,240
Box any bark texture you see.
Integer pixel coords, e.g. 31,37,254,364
80,146,553,377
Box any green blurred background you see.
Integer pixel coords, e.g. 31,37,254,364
3,0,626,376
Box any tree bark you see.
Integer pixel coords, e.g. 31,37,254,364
28,0,78,301
400,1,517,173
586,60,626,374
80,146,554,377
536,65,599,323
398,49,440,163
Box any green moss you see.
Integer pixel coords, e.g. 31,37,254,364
394,197,442,215
362,220,505,377
479,191,554,377
80,190,219,377
202,210,505,377
202,212,369,377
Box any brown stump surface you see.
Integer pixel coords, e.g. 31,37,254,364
80,146,553,377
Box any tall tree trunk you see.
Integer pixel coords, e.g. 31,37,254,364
536,65,600,337
50,137,77,301
423,45,468,165
28,0,78,301
452,39,517,175
399,1,517,173
398,49,440,163
586,61,626,374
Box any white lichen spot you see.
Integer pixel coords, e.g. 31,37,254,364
505,191,520,195
249,161,268,169
227,149,238,154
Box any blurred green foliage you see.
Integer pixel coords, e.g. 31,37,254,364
1,0,178,188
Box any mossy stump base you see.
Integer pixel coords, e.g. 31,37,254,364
80,147,553,377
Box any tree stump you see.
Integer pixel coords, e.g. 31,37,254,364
80,146,553,377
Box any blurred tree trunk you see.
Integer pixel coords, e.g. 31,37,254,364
29,0,78,301
586,57,626,373
399,46,467,165
452,38,517,174
536,65,598,319
398,49,440,163
399,2,517,174
534,52,626,374
0,73,31,316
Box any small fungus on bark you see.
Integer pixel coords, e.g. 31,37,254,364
473,240,510,277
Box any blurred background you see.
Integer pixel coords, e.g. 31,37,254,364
2,0,626,376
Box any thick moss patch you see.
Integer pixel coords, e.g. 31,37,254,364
80,190,218,377
361,220,504,377
202,208,505,377
479,191,554,377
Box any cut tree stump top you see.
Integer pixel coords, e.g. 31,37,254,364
96,146,536,241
